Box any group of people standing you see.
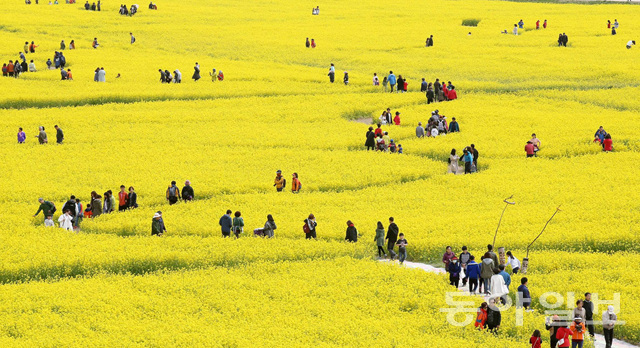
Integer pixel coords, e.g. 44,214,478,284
119,4,137,15
415,110,460,138
425,78,457,103
83,1,100,10
448,144,479,174
365,124,403,153
166,180,195,205
594,126,613,152
158,64,224,83
274,170,302,193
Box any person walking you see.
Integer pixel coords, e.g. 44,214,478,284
17,127,26,143
584,293,595,339
219,210,232,237
385,217,398,259
305,38,310,48
130,32,135,44
374,221,386,258
366,126,376,150
73,198,83,230
388,71,396,92
182,180,194,201
58,210,74,231
192,62,201,81
466,255,481,294
462,148,473,174
396,233,408,264
373,73,379,86
33,198,56,221
343,71,349,85
328,63,335,83
602,305,617,348
232,211,244,238
310,39,316,48
166,181,180,205
117,185,129,211
426,83,435,104
490,268,509,303
480,252,495,294
448,149,459,174
151,212,163,236
263,214,277,238
459,246,471,286
304,214,317,239
345,220,358,242
471,144,479,169
555,322,572,348
54,125,64,144
416,122,425,138
291,173,301,193
448,256,461,288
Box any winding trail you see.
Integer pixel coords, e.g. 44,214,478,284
380,260,638,348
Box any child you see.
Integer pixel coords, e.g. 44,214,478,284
84,204,93,218
397,144,403,154
396,233,408,263
530,329,542,348
44,215,55,227
569,317,585,347
475,302,487,329
58,210,74,231
343,71,349,85
388,140,397,153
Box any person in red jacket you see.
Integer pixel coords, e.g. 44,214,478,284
393,112,401,125
374,123,383,136
536,20,540,29
603,134,613,152
556,322,572,348
448,86,458,100
475,302,488,329
525,141,535,157
530,329,542,348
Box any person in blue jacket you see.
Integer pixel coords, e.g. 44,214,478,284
462,148,473,174
499,264,511,288
466,255,481,294
448,256,462,288
388,71,396,93
517,277,531,309
219,209,232,237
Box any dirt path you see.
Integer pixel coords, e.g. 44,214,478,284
380,259,637,348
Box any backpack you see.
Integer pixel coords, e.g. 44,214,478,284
168,186,177,197
303,222,310,234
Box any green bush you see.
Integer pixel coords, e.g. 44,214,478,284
462,18,481,27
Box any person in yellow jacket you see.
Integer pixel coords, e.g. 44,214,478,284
274,170,285,192
291,173,301,193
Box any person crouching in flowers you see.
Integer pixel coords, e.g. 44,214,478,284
152,213,163,236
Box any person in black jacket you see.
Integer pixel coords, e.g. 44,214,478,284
386,217,399,259
54,125,64,144
128,186,138,208
182,180,194,201
345,220,357,242
63,195,77,221
365,127,376,150
584,292,595,338
471,144,478,168
486,298,501,332
396,75,405,93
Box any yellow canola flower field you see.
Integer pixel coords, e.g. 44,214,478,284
1,0,639,346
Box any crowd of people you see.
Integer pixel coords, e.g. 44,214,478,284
415,109,459,137
365,125,403,153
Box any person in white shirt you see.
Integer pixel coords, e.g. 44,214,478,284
28,60,36,72
513,24,518,35
58,210,74,231
627,40,636,49
506,251,521,274
490,268,509,303
373,73,379,86
174,69,182,83
430,127,439,137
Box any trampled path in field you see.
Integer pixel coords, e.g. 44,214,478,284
381,260,639,348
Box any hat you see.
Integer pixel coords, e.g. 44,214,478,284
153,213,161,218
608,305,615,314
185,180,191,185
574,317,582,321
308,214,315,219
156,211,162,215
276,170,282,174
451,256,458,260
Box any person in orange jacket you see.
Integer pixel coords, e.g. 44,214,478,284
569,317,585,348
475,302,488,329
291,173,301,193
